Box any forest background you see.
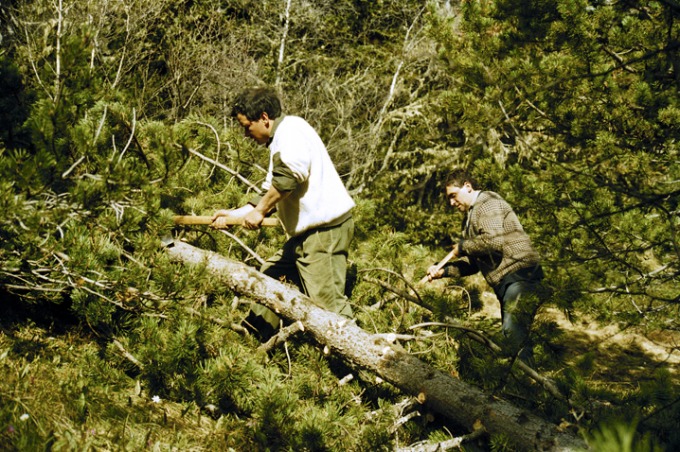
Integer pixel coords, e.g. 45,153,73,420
0,0,678,450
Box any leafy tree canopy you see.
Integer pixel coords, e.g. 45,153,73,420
0,0,677,450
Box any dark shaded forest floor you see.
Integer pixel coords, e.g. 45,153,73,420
472,291,680,389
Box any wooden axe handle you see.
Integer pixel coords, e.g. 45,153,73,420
173,215,280,227
419,248,457,284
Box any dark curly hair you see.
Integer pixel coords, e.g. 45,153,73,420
230,87,282,121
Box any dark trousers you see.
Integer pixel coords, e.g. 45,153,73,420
501,280,541,364
496,265,545,364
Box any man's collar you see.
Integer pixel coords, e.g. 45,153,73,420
268,114,286,143
470,190,481,207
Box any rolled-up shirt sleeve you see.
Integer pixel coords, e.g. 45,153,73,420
247,194,262,206
271,152,299,192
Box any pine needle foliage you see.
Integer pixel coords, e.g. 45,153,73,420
0,0,678,450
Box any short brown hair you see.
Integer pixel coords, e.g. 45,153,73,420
445,169,477,189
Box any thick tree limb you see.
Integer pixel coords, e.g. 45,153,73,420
163,240,588,451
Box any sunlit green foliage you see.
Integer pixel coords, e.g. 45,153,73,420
0,0,677,450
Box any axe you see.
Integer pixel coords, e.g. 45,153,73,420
419,248,457,284
173,215,280,228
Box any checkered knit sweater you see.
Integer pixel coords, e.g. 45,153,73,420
446,191,541,288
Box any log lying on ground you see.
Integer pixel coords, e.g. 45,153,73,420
163,239,588,451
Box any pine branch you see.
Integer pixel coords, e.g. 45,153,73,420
112,338,144,370
396,424,486,452
257,321,304,354
390,409,420,434
217,229,265,266
363,276,571,404
359,268,424,304
184,306,245,333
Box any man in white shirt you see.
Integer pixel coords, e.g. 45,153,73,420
212,87,355,339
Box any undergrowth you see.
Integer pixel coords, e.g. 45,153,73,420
1,235,677,451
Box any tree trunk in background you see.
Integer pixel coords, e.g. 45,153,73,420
164,240,588,451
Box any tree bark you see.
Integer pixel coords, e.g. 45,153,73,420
163,240,588,451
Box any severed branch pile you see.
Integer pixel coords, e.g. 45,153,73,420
163,239,588,451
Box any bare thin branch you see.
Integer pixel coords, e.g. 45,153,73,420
113,338,144,370
186,146,262,194
194,121,222,179
275,0,292,88
217,229,265,266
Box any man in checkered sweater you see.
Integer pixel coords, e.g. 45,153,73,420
426,169,545,365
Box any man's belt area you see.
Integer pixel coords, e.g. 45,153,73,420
494,264,544,300
300,211,353,235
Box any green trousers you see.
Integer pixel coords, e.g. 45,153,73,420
250,217,354,330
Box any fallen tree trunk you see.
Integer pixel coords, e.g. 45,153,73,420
163,239,588,451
